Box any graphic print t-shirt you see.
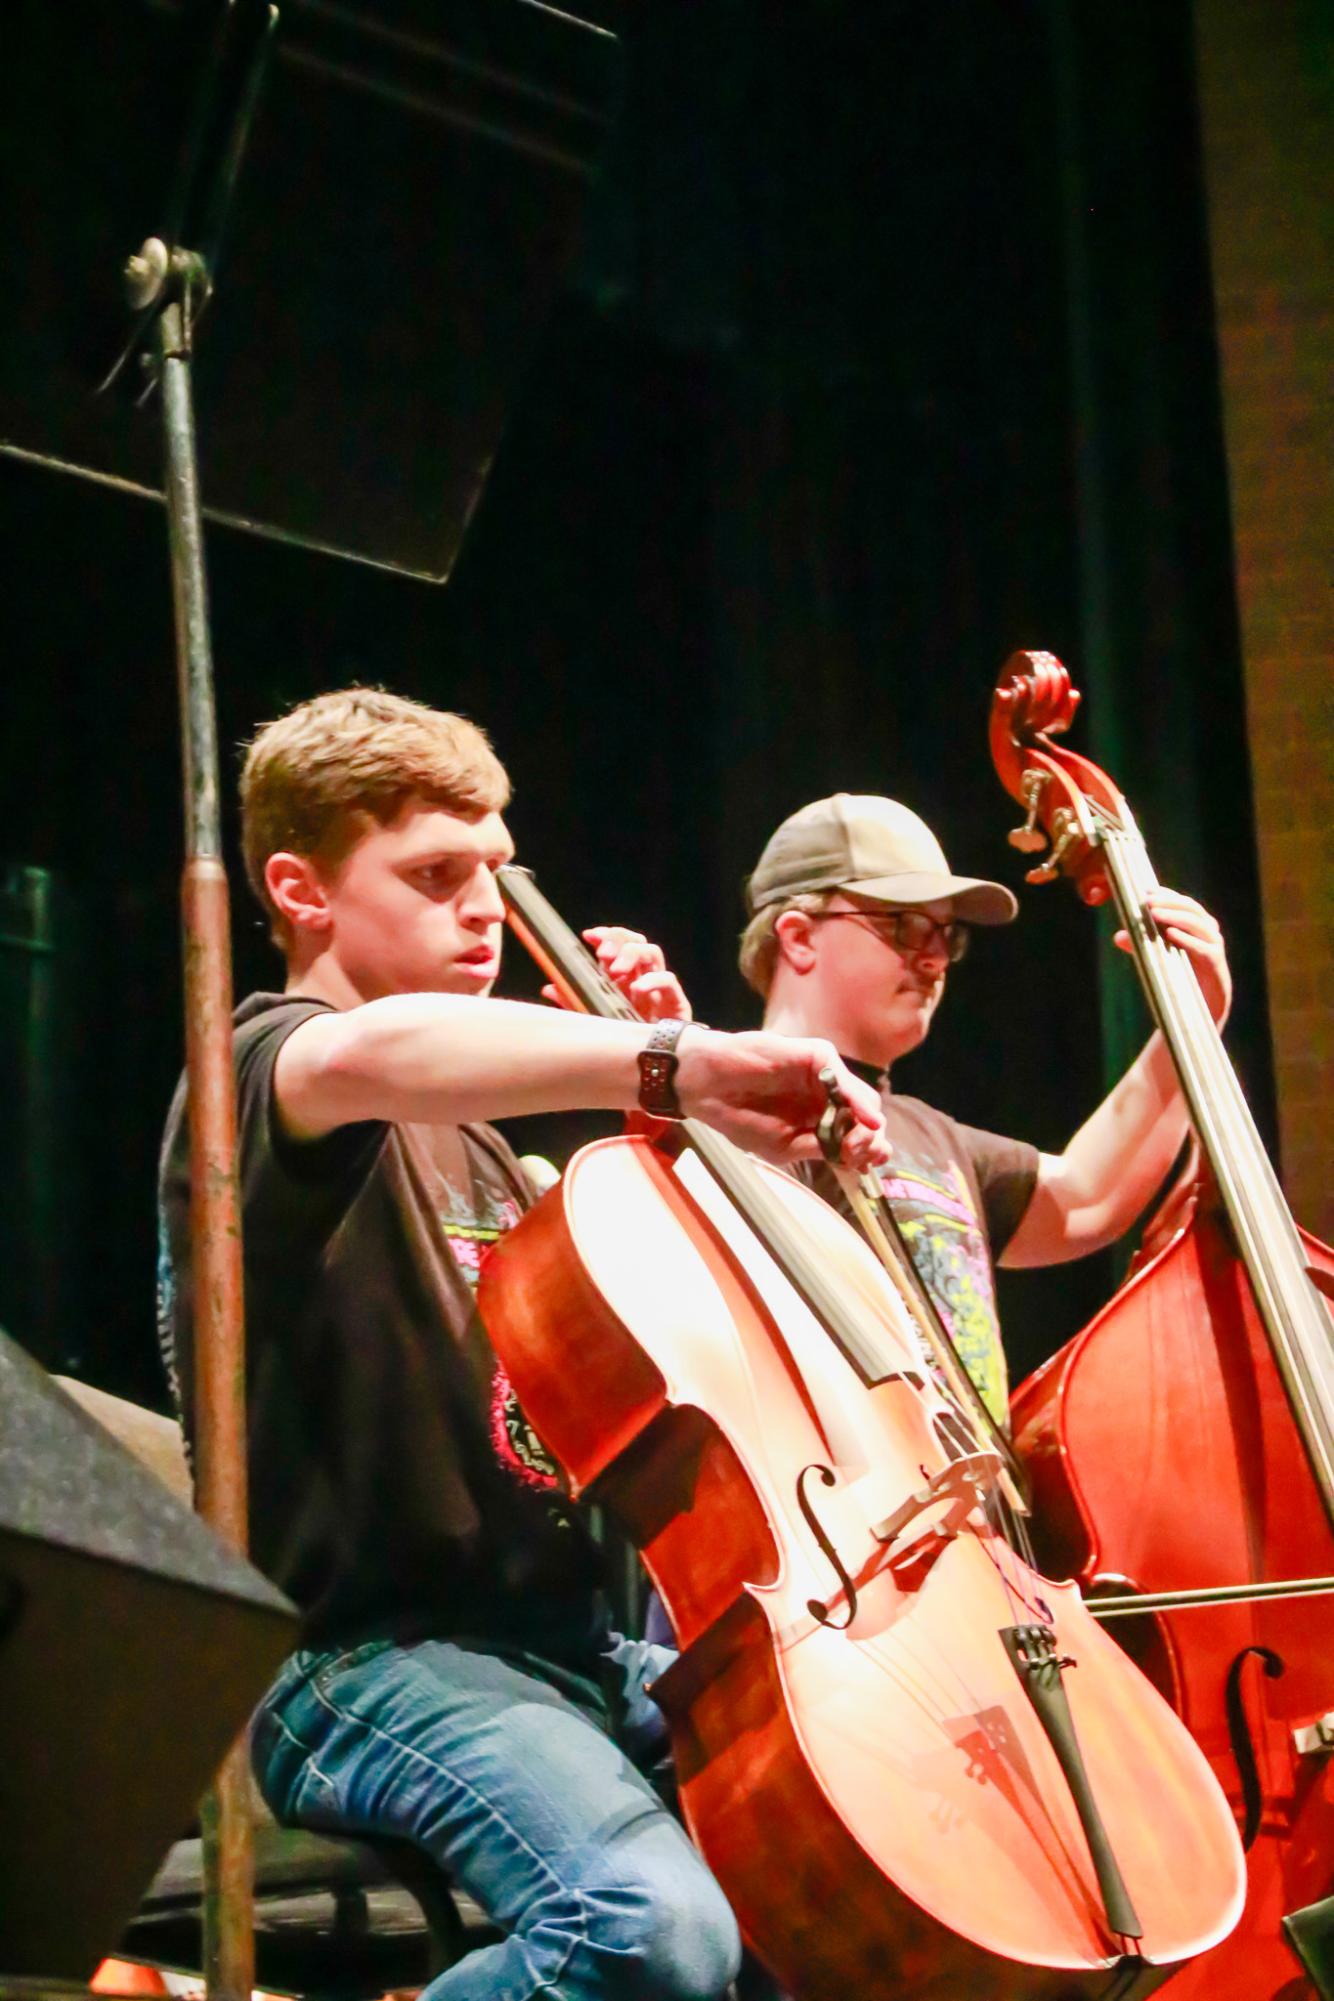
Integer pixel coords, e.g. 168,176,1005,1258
157,993,600,1652
807,1089,1038,1423
431,1159,562,1496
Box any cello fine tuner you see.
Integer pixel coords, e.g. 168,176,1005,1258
1025,807,1081,885
1007,768,1051,854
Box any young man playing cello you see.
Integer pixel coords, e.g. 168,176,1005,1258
157,689,886,2001
733,792,1233,1420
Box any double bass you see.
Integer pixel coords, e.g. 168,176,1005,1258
991,650,1334,1998
477,864,1244,1999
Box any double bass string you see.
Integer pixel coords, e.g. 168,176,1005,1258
1099,818,1334,1512
1106,817,1303,1293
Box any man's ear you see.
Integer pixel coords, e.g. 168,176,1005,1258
773,907,818,975
265,851,333,938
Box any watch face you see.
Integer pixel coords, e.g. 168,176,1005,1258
638,1049,682,1118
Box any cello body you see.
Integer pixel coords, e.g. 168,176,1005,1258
1014,1204,1334,1999
480,1130,1245,2000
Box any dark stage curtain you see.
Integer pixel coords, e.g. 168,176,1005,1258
1,0,1270,1399
541,0,1274,1373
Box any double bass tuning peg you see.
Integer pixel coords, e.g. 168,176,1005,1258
1025,809,1082,885
1007,768,1050,854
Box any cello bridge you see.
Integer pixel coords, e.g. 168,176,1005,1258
870,1450,1002,1558
1292,1711,1334,1758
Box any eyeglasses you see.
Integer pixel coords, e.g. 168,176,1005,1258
808,909,971,963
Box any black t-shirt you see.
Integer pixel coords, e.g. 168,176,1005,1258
157,993,603,1652
803,1086,1039,1423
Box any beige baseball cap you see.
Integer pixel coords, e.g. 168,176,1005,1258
746,793,1017,923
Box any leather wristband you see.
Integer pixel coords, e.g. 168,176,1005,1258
636,1018,691,1121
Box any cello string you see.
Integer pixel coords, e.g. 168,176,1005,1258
505,866,907,1387
838,1577,1115,1880
814,1068,1037,1571
830,1160,1032,1529
819,1132,1038,1583
503,866,976,1457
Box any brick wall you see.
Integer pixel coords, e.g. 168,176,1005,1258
1193,0,1333,1239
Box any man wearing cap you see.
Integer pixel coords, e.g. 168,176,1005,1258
737,794,1232,1421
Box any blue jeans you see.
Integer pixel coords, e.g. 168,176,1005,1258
251,1631,743,2001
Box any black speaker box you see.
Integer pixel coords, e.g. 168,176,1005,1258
0,1331,296,1980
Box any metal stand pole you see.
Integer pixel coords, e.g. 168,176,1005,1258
156,276,254,2001
112,25,277,1991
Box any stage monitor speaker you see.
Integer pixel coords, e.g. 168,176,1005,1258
0,1329,297,1981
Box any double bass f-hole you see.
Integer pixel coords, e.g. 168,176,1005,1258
1224,1646,1286,1852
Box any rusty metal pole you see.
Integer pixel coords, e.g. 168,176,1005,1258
156,274,255,2001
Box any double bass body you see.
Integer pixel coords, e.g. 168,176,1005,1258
1014,1195,1334,1999
480,1128,1244,1999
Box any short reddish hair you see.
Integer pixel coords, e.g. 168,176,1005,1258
241,686,511,936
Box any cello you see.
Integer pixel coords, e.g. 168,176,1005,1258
477,864,1244,2000
991,650,1334,1999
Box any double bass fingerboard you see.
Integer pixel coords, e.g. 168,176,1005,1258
1092,805,1334,1528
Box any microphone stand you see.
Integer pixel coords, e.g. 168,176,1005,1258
113,10,279,1998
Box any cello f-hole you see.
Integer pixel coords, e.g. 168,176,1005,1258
797,1462,859,1629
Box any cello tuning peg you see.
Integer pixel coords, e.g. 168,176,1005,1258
1007,769,1050,853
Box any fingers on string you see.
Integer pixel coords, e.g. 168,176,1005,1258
629,971,691,1022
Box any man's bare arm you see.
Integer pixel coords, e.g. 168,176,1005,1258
1000,1036,1191,1265
274,995,889,1171
1001,889,1230,1267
